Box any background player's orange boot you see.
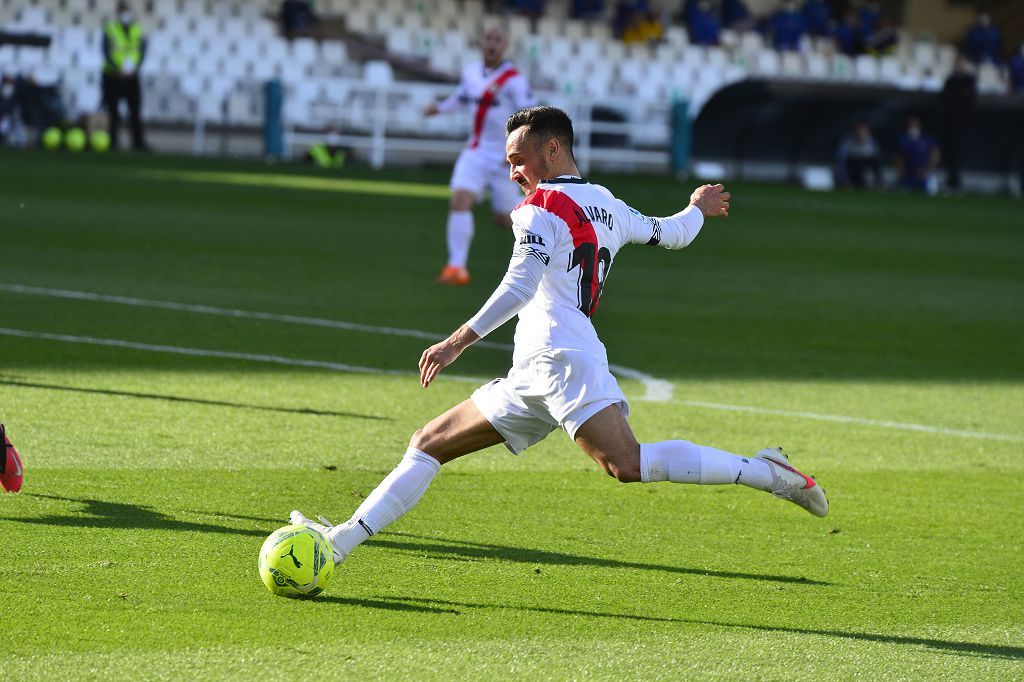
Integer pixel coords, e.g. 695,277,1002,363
435,265,470,286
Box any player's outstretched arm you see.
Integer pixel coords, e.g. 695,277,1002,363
419,324,480,388
689,183,730,218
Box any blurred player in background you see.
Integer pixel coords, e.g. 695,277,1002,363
292,107,828,566
424,24,534,286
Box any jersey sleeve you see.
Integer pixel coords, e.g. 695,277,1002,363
466,205,556,338
507,73,535,110
435,71,469,113
620,200,704,250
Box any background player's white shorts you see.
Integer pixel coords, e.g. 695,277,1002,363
450,147,523,214
471,349,630,455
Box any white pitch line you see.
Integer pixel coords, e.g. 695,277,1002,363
675,399,1024,444
0,327,483,384
2,284,1020,444
0,282,671,401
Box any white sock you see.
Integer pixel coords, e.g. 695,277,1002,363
329,448,441,556
639,440,773,490
446,210,474,268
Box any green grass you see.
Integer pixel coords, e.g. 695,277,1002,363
0,149,1021,680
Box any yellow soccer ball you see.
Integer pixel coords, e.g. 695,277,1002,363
258,524,335,598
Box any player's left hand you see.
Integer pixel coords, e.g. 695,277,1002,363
689,183,730,218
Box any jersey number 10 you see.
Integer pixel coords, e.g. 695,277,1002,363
570,242,612,317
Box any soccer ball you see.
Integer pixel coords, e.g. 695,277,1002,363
258,524,335,598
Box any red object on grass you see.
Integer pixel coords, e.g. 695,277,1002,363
1,423,23,493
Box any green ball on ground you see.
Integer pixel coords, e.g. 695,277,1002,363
65,127,87,153
90,130,111,152
41,127,63,150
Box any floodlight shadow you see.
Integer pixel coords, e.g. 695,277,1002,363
375,596,1024,659
314,596,460,614
0,378,388,421
8,494,266,537
372,533,830,585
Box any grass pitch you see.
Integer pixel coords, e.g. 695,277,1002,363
0,149,1021,679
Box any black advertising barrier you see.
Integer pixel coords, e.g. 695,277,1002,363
693,80,1024,180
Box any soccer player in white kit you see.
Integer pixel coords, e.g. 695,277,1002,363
424,24,534,286
292,107,828,566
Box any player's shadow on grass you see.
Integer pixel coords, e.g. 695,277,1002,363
8,494,266,537
370,596,1023,660
315,596,460,614
375,532,829,586
0,378,387,421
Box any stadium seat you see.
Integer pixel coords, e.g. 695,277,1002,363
854,55,879,82
363,60,394,87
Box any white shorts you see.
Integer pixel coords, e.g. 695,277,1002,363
471,349,630,455
450,147,523,214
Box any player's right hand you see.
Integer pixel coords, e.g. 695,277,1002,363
423,103,439,117
418,340,461,388
689,183,730,218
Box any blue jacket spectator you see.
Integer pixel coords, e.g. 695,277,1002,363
571,0,605,20
857,1,881,34
1009,46,1024,93
965,14,1002,65
802,0,832,37
688,0,720,46
895,116,940,193
721,0,753,31
833,11,863,56
681,0,700,24
768,1,807,51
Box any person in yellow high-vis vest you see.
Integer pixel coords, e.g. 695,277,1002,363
101,1,148,150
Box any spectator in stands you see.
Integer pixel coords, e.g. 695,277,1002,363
835,121,882,189
102,1,148,151
894,115,940,194
280,0,318,39
964,13,1002,65
506,0,546,24
687,1,721,47
767,1,807,52
940,55,976,192
571,0,606,21
833,10,864,56
721,0,755,32
863,16,897,55
856,1,881,35
613,0,646,39
801,0,832,38
1009,43,1024,94
618,1,663,44
0,76,24,147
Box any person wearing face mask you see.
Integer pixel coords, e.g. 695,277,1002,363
894,115,940,194
101,1,148,151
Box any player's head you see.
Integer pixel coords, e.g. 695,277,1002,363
505,106,577,197
480,24,509,67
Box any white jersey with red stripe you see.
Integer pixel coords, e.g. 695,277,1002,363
436,60,534,161
468,177,705,367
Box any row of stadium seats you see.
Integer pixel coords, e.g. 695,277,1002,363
0,0,1011,139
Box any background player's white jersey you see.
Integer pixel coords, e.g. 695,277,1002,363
471,177,704,366
436,60,533,160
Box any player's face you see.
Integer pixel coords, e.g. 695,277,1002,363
506,126,552,197
480,27,508,67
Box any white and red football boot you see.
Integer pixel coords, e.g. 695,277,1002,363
1,423,24,493
756,447,827,517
